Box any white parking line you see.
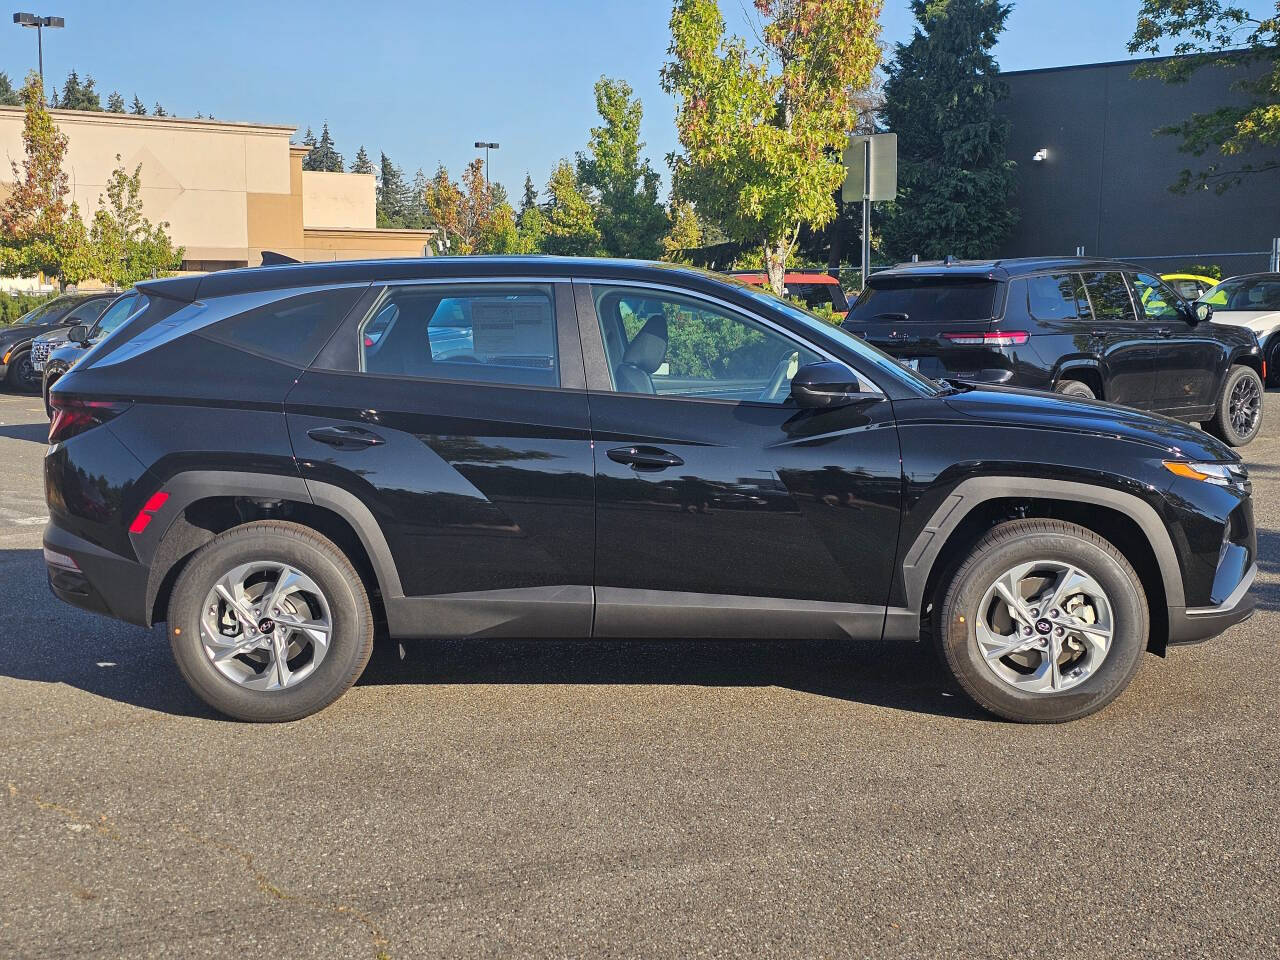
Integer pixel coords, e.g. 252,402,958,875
9,516,48,526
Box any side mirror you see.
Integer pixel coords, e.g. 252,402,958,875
790,360,880,409
67,324,90,345
1193,301,1213,324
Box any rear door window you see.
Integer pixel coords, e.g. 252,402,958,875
359,284,559,388
1025,274,1091,321
1082,273,1137,323
850,279,998,324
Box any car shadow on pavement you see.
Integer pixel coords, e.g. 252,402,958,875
0,547,984,722
1253,529,1280,613
0,420,49,444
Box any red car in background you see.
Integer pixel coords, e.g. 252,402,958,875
730,271,850,319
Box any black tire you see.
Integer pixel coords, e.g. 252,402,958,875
1265,341,1280,388
167,520,374,722
1206,364,1264,447
935,519,1148,723
42,370,60,419
1054,379,1096,400
4,349,39,393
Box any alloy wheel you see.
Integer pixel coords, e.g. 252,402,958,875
1229,373,1261,437
974,560,1114,694
199,561,332,691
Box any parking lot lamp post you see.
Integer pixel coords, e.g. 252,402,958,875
12,13,64,86
474,141,500,186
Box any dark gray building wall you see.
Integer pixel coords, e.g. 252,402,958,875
996,55,1280,275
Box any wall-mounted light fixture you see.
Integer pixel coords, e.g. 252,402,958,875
1033,148,1049,163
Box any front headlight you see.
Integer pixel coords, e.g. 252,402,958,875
1163,461,1247,486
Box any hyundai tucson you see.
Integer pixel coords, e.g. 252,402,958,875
44,257,1257,723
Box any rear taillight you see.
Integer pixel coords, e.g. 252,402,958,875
942,331,1029,347
48,397,131,445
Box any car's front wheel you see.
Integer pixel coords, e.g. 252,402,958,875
935,519,1148,723
1053,379,1096,400
167,520,374,722
1206,364,1263,447
4,350,39,393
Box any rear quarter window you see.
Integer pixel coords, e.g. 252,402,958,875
200,288,362,367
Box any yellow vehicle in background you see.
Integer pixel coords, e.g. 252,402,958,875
1162,273,1219,300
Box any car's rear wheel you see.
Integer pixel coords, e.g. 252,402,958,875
4,350,39,393
1206,364,1263,447
935,519,1147,723
167,520,374,722
1265,340,1280,387
1053,379,1096,400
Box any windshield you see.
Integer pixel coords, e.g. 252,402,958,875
736,284,945,395
92,293,143,337
1201,276,1280,312
13,298,69,326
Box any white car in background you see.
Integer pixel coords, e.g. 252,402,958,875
1200,273,1280,385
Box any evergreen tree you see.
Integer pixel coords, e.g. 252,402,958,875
408,168,430,228
301,126,316,149
303,121,344,172
58,71,101,111
519,173,538,216
376,152,410,227
540,160,601,257
106,90,125,113
0,72,21,106
130,94,147,116
879,0,1017,261
576,77,668,260
351,146,374,175
153,102,167,117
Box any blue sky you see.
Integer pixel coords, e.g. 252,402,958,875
1,1,1268,198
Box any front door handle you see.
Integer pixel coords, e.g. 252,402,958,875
306,425,385,450
1154,326,1173,338
607,445,684,470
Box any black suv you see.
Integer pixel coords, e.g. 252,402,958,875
0,292,115,392
849,258,1265,446
45,258,1256,723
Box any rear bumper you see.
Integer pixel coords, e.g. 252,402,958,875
43,521,150,626
1167,562,1257,645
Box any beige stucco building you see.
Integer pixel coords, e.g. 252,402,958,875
0,106,435,272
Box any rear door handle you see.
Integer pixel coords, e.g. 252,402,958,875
607,445,684,470
306,425,385,450
1090,329,1108,339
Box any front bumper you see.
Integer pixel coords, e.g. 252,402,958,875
44,521,150,626
1167,562,1257,644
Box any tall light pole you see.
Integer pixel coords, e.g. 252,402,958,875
474,141,499,186
12,13,64,87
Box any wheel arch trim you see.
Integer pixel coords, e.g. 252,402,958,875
140,471,404,625
900,476,1185,614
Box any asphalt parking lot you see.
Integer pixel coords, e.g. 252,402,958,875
1,390,1278,959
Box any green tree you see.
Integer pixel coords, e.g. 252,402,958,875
351,145,375,175
519,173,538,216
576,76,668,259
662,199,703,262
89,156,183,286
0,72,23,106
153,102,167,117
130,94,147,116
376,153,410,227
408,168,431,228
539,160,601,257
303,121,344,172
879,0,1017,261
0,73,94,289
662,0,883,293
106,90,125,113
58,70,101,111
1129,1,1279,193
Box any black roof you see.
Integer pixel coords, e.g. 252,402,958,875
136,256,757,304
872,256,1149,282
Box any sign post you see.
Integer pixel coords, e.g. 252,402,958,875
842,133,897,290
